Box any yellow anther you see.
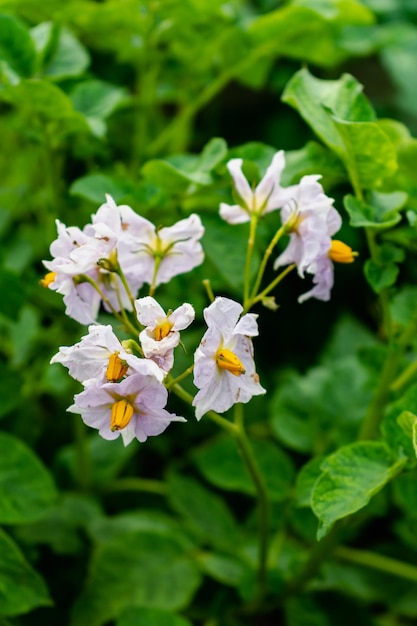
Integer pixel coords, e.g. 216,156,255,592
154,319,174,341
216,348,245,376
328,240,358,264
106,351,128,382
110,399,134,431
39,271,57,288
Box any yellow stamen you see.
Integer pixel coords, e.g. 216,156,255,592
106,351,128,382
328,240,358,264
154,319,174,341
39,271,56,288
110,399,134,431
216,348,246,376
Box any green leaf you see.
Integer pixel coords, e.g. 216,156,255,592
15,494,102,555
88,510,195,551
382,383,417,460
0,528,52,616
397,411,417,459
0,14,36,78
364,242,405,293
312,441,405,539
167,473,240,550
344,192,407,230
196,552,249,586
70,80,129,137
71,532,201,626
117,607,192,626
70,174,133,204
142,157,211,192
193,437,294,502
283,141,347,188
0,432,57,524
32,23,90,79
248,2,373,68
57,435,137,487
295,456,324,508
197,137,228,172
282,68,397,190
392,287,417,329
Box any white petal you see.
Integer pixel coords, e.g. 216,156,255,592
219,202,250,225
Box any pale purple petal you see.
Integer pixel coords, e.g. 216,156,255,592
219,203,250,225
227,159,253,209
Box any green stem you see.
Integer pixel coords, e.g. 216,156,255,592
81,274,139,336
104,477,167,496
285,524,342,596
245,264,296,312
335,546,417,583
170,383,237,436
249,223,287,302
234,404,269,599
172,385,268,598
358,343,401,440
115,263,137,313
166,365,194,390
149,256,162,297
390,359,417,392
202,279,215,303
244,215,258,307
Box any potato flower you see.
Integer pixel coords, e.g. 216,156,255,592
135,297,195,373
51,324,163,386
68,370,185,446
219,151,296,224
193,297,265,419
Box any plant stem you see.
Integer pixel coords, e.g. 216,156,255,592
234,404,269,599
335,546,417,583
249,223,287,302
104,477,167,496
391,359,417,392
166,365,194,389
245,264,296,312
244,215,258,307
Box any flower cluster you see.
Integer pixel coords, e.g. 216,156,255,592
221,153,356,302
42,195,204,324
47,148,355,447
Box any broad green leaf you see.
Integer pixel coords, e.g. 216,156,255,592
392,468,417,515
70,173,133,204
282,68,397,190
71,531,201,626
382,383,417,459
344,192,407,229
283,141,346,188
193,437,294,502
15,494,102,555
295,456,324,507
392,286,417,328
0,14,36,78
197,137,228,172
57,435,137,487
271,357,370,453
32,23,90,79
88,510,196,551
397,411,417,459
0,528,52,616
167,473,240,550
196,552,249,586
142,157,211,192
70,80,129,137
364,243,405,293
0,432,56,524
117,607,192,626
312,441,405,539
248,2,373,68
